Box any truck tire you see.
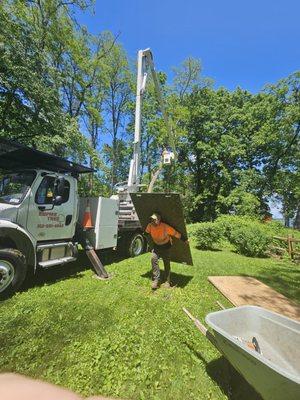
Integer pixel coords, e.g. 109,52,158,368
128,233,146,257
0,249,27,298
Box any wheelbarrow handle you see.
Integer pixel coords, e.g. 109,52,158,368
183,307,218,348
216,301,226,310
183,307,208,336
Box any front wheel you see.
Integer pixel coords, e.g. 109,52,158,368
128,233,146,257
0,249,27,298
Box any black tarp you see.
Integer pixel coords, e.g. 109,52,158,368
0,138,94,174
130,192,193,265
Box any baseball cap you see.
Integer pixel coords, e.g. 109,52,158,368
150,213,160,221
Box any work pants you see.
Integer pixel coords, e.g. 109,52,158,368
151,244,171,282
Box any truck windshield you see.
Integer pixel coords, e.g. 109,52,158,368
0,171,36,205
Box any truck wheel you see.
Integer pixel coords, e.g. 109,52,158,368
128,233,145,257
0,249,27,298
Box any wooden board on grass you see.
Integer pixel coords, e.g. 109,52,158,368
208,275,300,321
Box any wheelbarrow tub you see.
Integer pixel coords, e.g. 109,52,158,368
205,306,300,400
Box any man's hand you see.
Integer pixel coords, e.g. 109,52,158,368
180,235,189,244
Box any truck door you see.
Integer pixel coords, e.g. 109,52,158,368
26,174,76,242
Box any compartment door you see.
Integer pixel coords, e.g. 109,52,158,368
94,197,119,250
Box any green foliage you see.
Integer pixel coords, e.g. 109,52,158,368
193,222,224,250
216,215,272,257
172,57,212,99
101,37,134,191
216,215,259,240
192,215,272,256
186,222,203,237
229,224,269,257
77,173,110,198
0,1,130,193
216,215,300,257
0,2,67,142
218,189,261,218
167,74,300,222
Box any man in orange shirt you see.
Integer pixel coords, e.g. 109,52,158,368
145,212,188,289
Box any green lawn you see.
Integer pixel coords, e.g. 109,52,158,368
0,244,299,400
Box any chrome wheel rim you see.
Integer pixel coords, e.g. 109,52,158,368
132,236,143,256
0,260,14,293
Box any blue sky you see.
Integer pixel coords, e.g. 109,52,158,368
76,0,300,92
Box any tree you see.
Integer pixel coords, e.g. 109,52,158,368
102,38,133,192
174,86,273,221
0,1,67,143
172,57,212,100
0,0,106,169
257,73,300,225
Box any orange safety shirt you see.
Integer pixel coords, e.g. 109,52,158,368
145,222,181,245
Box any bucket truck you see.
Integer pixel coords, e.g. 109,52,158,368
115,49,176,254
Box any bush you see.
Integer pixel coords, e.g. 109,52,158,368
187,223,203,237
229,224,269,257
193,222,224,250
189,215,300,257
216,215,257,241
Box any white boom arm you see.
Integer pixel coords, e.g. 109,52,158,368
126,48,175,192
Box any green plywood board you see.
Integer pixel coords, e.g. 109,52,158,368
130,193,193,266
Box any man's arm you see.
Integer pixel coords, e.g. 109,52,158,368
166,224,188,243
144,224,152,243
145,223,151,234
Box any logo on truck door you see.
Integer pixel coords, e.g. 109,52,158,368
37,212,65,229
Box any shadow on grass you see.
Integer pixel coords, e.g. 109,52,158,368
185,343,262,400
98,249,131,266
241,263,300,304
141,270,193,288
195,246,222,252
21,251,90,291
22,249,131,291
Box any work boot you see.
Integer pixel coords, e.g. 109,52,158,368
151,280,159,290
163,281,172,289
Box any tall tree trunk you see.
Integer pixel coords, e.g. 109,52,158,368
293,204,300,230
284,215,290,228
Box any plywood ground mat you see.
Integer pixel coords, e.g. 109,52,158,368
130,193,193,265
208,276,300,321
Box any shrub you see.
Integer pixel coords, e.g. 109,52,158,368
187,223,203,237
189,215,300,257
229,224,269,257
193,222,224,250
216,214,257,241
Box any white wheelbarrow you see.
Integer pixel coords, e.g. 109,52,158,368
183,305,300,400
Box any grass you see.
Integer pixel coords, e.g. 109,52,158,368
0,243,299,400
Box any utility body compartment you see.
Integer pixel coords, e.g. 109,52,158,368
79,197,119,250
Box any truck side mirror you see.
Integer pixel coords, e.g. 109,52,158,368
53,195,63,206
55,177,65,197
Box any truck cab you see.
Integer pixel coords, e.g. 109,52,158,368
0,139,93,297
0,169,78,242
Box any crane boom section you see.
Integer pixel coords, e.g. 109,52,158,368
127,48,175,192
143,50,176,158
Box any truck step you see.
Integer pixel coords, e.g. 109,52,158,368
37,242,71,251
38,256,77,268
